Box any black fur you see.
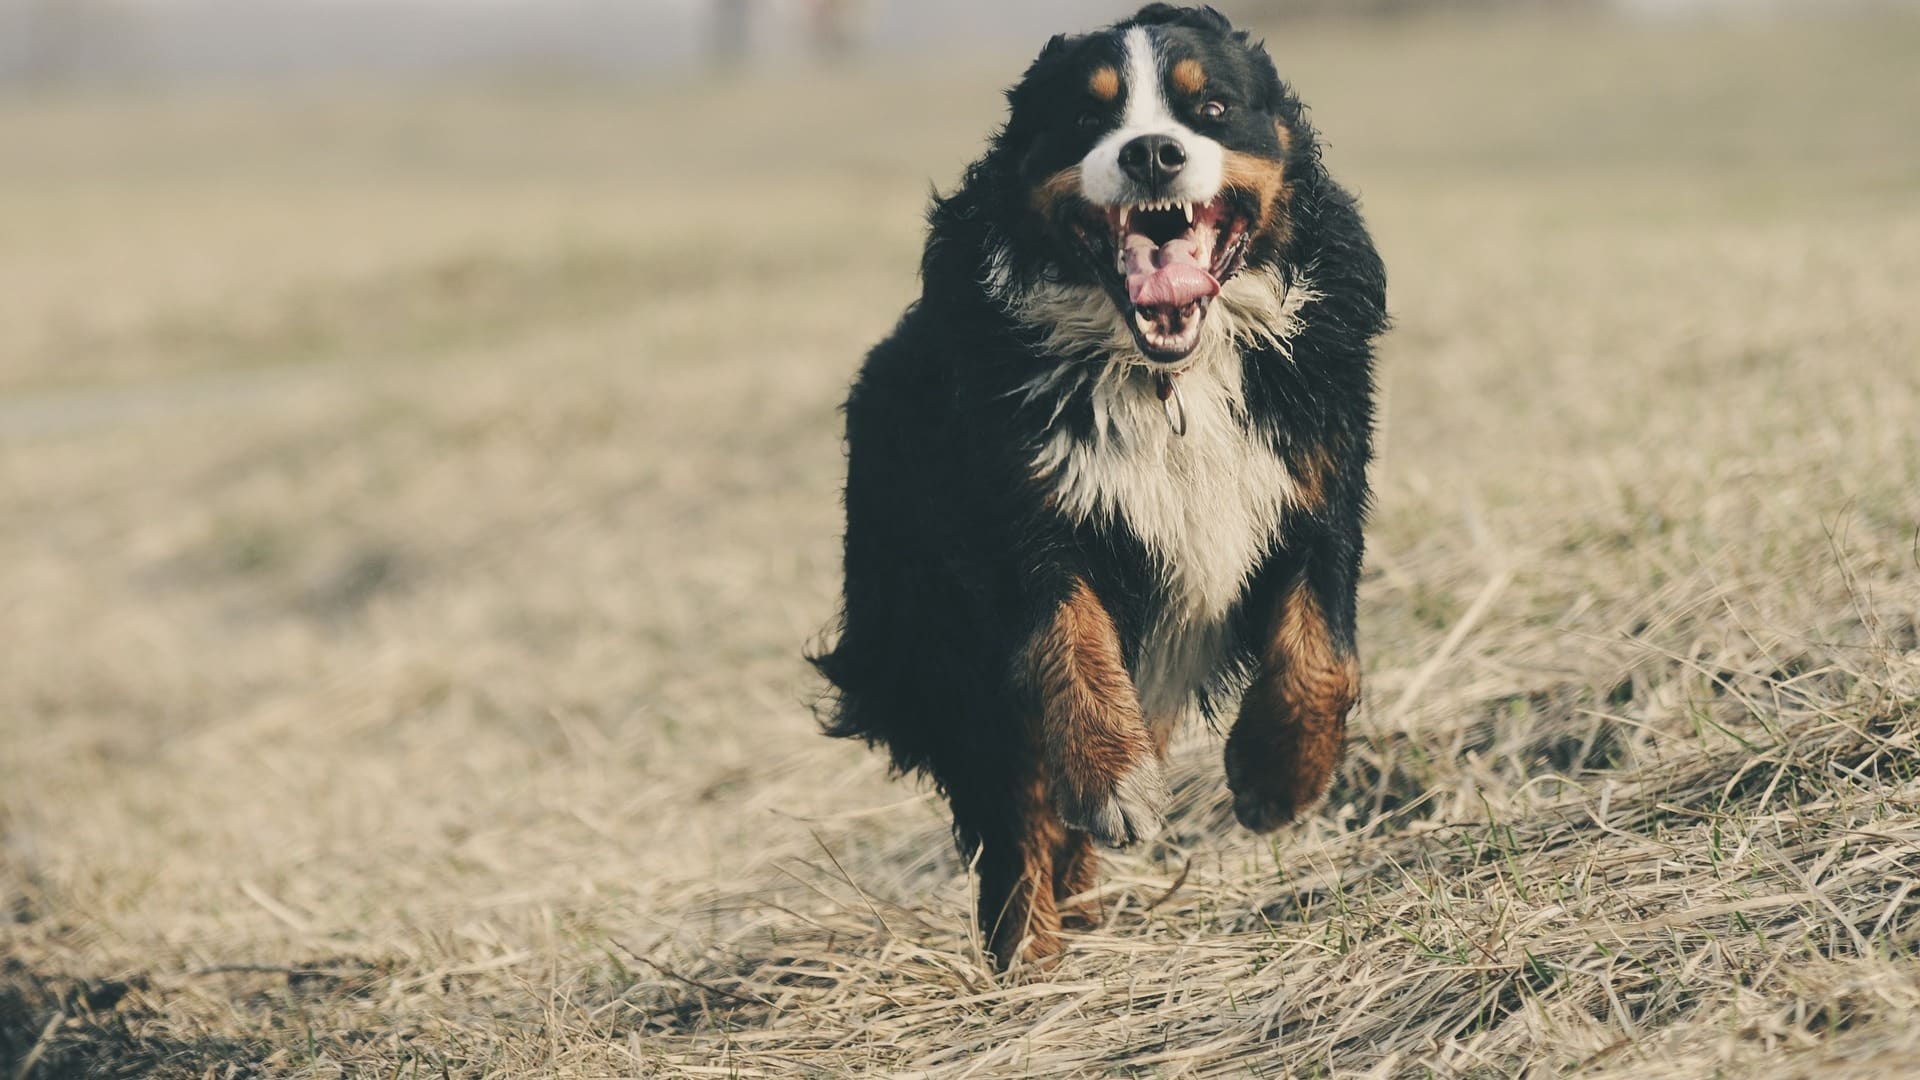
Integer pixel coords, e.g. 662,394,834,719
810,4,1387,962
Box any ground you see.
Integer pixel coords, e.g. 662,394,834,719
3,10,1919,1078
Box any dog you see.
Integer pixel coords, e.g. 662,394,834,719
810,3,1387,967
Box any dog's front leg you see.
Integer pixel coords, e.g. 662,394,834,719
1026,578,1167,848
1225,565,1360,832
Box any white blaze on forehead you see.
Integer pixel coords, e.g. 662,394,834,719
1120,28,1171,132
1080,27,1225,207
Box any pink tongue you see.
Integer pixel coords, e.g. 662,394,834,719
1123,234,1219,310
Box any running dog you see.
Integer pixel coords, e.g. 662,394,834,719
811,3,1387,967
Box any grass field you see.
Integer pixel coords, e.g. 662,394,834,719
4,9,1920,1077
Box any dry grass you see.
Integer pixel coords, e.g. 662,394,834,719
4,10,1920,1078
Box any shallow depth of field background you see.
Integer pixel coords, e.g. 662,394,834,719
3,2,1919,1077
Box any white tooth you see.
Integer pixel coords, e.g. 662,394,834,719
1119,206,1131,231
1183,202,1194,224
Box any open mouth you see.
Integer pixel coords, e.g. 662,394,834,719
1072,194,1253,365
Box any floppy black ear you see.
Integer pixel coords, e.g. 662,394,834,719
1007,31,1074,109
1127,4,1235,33
1013,32,1073,86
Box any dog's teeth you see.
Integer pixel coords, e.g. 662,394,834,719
1118,206,1131,231
1183,202,1195,224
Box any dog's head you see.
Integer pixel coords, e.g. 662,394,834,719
987,5,1308,367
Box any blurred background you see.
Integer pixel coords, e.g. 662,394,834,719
0,0,1908,83
3,0,1918,1075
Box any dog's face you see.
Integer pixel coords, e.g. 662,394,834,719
998,6,1299,366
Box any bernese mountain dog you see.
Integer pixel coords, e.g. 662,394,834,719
811,3,1387,967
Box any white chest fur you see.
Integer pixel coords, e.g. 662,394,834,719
996,261,1319,720
1034,357,1297,719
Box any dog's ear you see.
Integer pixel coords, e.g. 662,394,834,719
1007,32,1074,111
1127,4,1235,34
1013,31,1075,109
1011,32,1073,89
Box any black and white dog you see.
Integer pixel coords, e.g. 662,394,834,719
812,4,1386,966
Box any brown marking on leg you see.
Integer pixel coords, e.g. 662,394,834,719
1170,58,1207,96
1029,164,1084,219
1224,580,1359,833
1053,830,1103,928
978,774,1067,968
1089,66,1120,102
1028,580,1166,847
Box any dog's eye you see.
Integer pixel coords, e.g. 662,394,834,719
1077,111,1104,129
1199,99,1229,120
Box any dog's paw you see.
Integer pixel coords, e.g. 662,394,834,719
1227,776,1302,834
1224,728,1330,834
1056,756,1167,848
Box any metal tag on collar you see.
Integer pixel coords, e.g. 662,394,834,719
1155,372,1187,437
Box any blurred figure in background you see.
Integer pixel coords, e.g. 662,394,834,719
709,0,870,71
710,0,755,68
806,0,867,62
6,0,128,83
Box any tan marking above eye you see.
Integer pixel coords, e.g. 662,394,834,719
1089,67,1120,102
1171,58,1206,96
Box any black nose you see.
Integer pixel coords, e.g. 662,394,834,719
1118,134,1187,190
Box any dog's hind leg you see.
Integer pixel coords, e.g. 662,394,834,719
1052,829,1102,928
971,772,1068,968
